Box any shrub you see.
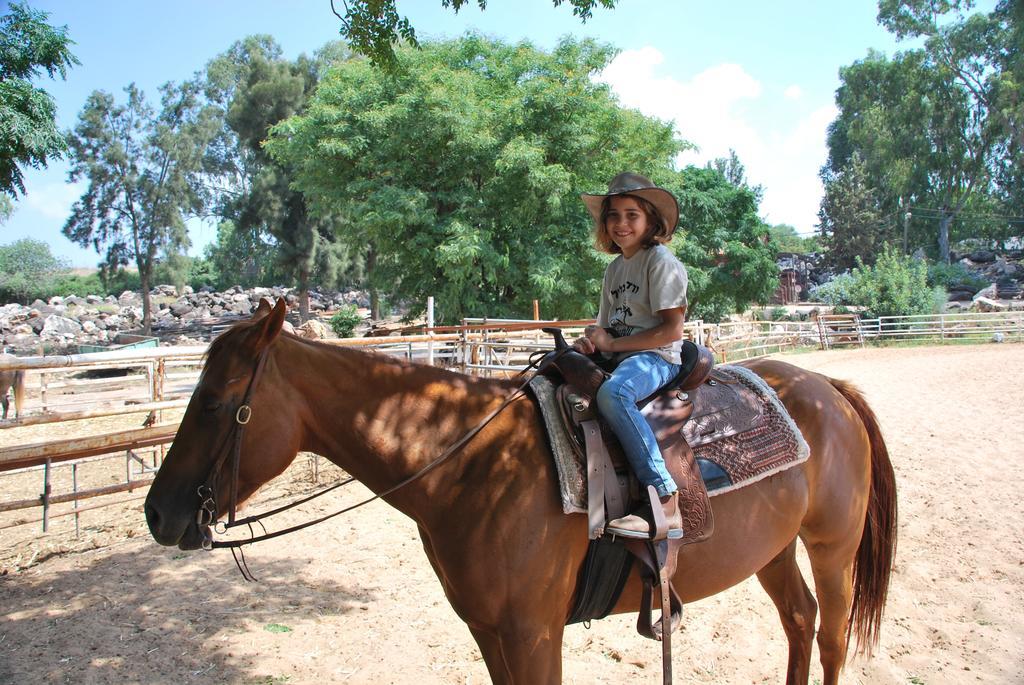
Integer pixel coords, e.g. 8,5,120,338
926,262,988,291
848,246,944,318
48,272,104,297
329,305,363,338
809,272,856,306
810,247,944,319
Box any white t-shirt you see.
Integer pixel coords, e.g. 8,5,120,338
597,244,688,364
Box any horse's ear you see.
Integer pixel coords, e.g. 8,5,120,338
252,298,288,352
252,298,273,321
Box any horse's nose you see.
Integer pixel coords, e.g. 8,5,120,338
144,500,162,536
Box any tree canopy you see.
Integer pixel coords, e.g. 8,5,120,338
671,166,778,322
64,81,220,332
203,36,357,319
268,36,777,323
268,36,683,323
818,152,892,270
0,237,68,302
821,0,1021,265
0,2,78,198
331,0,617,67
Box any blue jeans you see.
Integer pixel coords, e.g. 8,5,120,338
595,352,681,498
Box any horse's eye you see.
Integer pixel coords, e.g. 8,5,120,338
203,401,222,413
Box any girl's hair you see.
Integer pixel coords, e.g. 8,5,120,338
593,194,673,254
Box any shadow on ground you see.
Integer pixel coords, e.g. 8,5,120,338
0,539,373,684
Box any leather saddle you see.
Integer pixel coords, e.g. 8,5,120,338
535,327,757,663
537,328,723,546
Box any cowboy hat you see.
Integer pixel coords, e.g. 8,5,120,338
581,172,679,235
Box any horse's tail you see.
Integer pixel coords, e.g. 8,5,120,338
829,377,898,655
13,370,25,417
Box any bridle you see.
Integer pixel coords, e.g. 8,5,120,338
194,340,566,581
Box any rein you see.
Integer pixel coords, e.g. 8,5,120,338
197,339,566,580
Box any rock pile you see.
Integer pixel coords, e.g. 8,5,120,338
0,285,369,354
951,248,1024,300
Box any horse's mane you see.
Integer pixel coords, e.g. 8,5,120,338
205,316,399,366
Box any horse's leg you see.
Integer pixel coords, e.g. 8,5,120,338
756,538,817,685
467,625,515,685
1,394,8,420
417,525,564,684
490,622,564,685
804,540,856,685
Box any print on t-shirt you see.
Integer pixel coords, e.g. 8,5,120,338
608,277,638,336
608,304,635,336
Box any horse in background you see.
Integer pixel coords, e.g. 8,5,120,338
0,352,26,420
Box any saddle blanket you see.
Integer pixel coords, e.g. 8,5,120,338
529,364,811,515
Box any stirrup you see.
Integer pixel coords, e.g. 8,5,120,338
607,485,684,541
606,522,684,540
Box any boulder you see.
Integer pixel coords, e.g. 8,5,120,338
973,296,1007,312
41,315,83,338
947,289,975,302
170,302,194,317
968,249,997,263
973,284,998,301
297,319,329,340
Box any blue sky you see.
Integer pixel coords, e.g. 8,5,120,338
2,0,993,267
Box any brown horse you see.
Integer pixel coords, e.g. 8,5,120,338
0,352,26,420
145,299,897,684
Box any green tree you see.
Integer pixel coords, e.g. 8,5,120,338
331,0,616,68
204,36,356,320
707,149,761,198
64,81,220,333
0,2,78,198
824,1,1020,262
769,223,820,254
201,219,280,288
818,153,893,270
991,0,1023,215
0,237,69,302
268,36,687,323
671,166,779,322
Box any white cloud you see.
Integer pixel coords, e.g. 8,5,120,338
597,48,836,235
599,48,763,160
23,180,85,221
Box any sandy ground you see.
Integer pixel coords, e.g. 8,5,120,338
1,343,1023,684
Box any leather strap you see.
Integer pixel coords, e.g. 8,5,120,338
602,449,626,521
647,484,668,541
583,420,607,539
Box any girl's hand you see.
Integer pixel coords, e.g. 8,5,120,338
572,335,596,355
584,325,615,353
